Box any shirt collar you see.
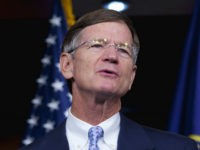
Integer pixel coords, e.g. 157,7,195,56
66,107,91,149
66,107,120,149
98,112,120,146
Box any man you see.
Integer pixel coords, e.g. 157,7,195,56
20,9,198,150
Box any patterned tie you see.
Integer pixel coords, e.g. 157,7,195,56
88,126,104,150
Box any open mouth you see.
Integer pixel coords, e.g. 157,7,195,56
98,69,119,78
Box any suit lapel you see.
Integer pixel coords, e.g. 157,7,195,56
117,113,154,150
42,120,69,150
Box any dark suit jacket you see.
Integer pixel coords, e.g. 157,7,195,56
20,113,198,150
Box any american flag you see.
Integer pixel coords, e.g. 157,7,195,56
21,0,75,147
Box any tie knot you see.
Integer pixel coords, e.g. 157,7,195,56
88,126,104,150
88,126,104,139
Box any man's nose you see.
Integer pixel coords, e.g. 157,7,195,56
102,45,119,63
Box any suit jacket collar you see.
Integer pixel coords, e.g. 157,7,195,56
117,113,154,150
41,120,69,150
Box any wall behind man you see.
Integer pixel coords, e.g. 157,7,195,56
122,15,190,129
0,0,192,149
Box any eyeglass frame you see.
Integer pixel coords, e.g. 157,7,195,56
67,38,138,61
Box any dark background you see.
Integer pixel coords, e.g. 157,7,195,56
0,0,195,149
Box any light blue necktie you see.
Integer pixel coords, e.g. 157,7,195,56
88,126,104,150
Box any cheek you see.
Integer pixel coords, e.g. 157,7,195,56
121,65,135,86
73,55,94,79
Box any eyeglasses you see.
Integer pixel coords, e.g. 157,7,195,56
68,38,136,59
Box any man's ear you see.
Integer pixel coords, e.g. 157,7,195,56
60,52,74,79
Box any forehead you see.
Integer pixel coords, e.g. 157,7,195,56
79,22,133,43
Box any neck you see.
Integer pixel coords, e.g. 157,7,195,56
71,89,121,125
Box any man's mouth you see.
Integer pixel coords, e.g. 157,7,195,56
98,69,119,78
